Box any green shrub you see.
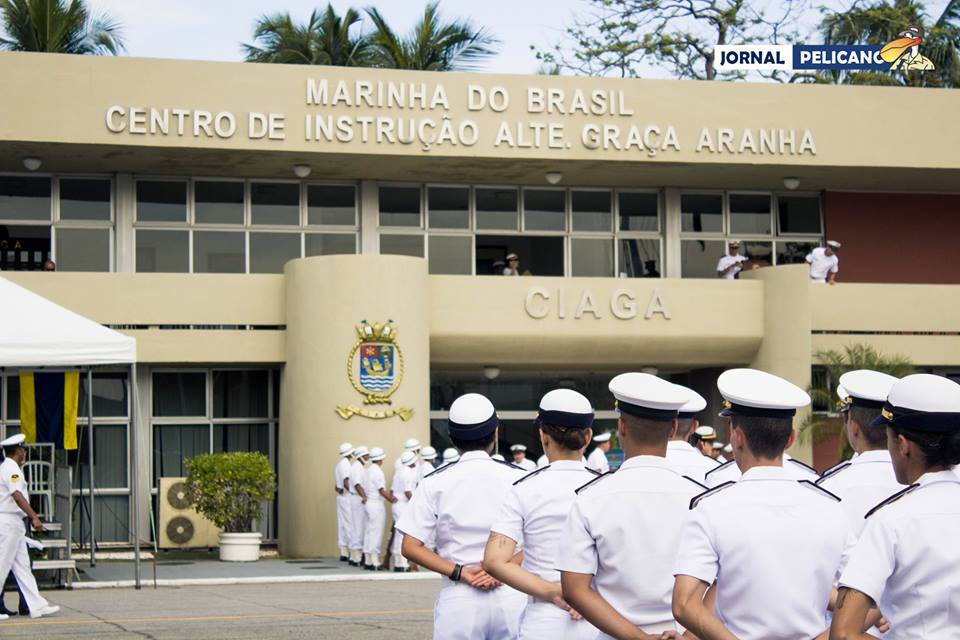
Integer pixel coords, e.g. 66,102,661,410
185,452,277,533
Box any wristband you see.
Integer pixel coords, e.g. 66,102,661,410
450,563,463,582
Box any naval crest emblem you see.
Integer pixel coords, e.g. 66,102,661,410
336,320,414,421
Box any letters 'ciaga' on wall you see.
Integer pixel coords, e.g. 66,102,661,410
524,287,671,320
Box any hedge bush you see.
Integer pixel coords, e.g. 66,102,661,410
185,452,277,533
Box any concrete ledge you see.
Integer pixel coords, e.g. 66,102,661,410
72,571,441,590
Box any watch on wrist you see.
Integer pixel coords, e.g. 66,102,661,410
450,563,463,582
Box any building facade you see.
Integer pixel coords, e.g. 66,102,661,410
1,53,958,556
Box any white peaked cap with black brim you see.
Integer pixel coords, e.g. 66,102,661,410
609,372,689,421
447,393,499,441
510,444,527,452
718,369,810,419
400,450,417,466
695,426,716,439
838,370,898,414
593,432,612,443
492,453,506,461
870,374,960,433
0,434,26,447
537,388,594,429
676,386,707,419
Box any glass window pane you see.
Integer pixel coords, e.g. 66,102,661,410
427,187,469,229
152,372,206,417
741,241,773,267
571,238,613,277
777,240,819,265
618,192,658,232
524,190,565,231
59,179,110,221
56,228,110,272
476,188,518,230
380,234,423,257
618,238,661,277
195,181,244,225
0,177,50,221
0,225,50,271
72,424,128,489
78,372,128,417
153,424,209,480
251,183,299,226
213,370,268,418
778,196,821,234
681,194,722,233
428,235,472,275
214,423,269,456
136,181,186,222
193,231,245,273
379,186,421,227
681,239,726,278
572,190,611,232
136,229,188,273
729,194,771,235
7,375,20,421
250,233,300,274
305,233,355,256
307,185,356,226
71,495,128,544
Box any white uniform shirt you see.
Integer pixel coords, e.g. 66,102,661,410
717,254,748,279
391,465,417,505
815,449,902,536
363,463,386,501
674,466,854,640
397,450,524,565
559,456,704,631
348,460,365,495
335,458,352,494
513,457,536,472
665,440,719,485
492,460,598,582
704,455,818,488
806,247,839,282
0,457,27,515
536,455,549,468
839,471,960,639
586,447,610,474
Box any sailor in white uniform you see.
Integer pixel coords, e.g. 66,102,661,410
509,444,537,471
420,446,439,481
816,370,903,536
441,447,460,468
711,441,726,461
666,388,721,484
347,446,369,566
362,447,393,570
689,425,717,457
395,437,421,473
390,450,419,572
0,435,59,620
832,373,960,639
585,432,611,473
334,442,355,561
397,393,527,640
673,368,856,640
484,389,601,640
559,373,705,638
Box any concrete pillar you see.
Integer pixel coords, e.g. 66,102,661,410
741,264,813,463
280,254,430,557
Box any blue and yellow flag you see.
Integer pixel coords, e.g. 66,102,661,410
19,372,79,450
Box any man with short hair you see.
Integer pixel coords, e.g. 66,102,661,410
666,389,720,484
717,240,748,280
509,444,536,471
689,425,717,458
585,432,611,473
806,240,840,284
503,253,521,276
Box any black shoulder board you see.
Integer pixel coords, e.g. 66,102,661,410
494,458,524,470
865,483,920,519
709,457,724,467
799,479,840,501
689,481,735,509
704,459,735,480
815,462,851,485
586,467,602,476
513,465,550,485
820,459,850,478
682,475,708,490
575,471,614,494
787,457,818,474
423,462,456,479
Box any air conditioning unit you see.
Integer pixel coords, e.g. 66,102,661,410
158,477,221,550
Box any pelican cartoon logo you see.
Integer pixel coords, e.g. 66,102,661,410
335,320,414,421
881,26,936,71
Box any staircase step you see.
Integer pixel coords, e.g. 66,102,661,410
33,559,75,570
40,522,62,532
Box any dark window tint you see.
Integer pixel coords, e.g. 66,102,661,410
618,192,658,232
60,179,110,221
136,181,187,222
681,194,722,233
0,177,50,221
152,372,206,417
305,233,355,256
778,196,821,234
524,190,565,231
56,228,110,272
193,231,245,273
213,370,268,418
475,188,517,230
251,183,299,225
729,194,771,235
136,230,188,273
250,233,300,273
571,191,611,232
307,185,356,226
379,187,421,227
428,187,469,229
195,181,244,225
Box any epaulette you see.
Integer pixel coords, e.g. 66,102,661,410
494,458,524,470
585,467,602,476
787,457,818,474
575,470,614,494
799,479,840,501
690,481,735,509
423,462,456,479
704,459,735,480
709,457,724,467
682,475,708,490
513,465,550,485
865,483,920,519
815,462,851,485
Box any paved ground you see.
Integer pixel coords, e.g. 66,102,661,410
0,579,440,639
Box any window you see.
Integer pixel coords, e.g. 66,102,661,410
778,195,822,235
56,228,110,272
305,233,355,256
213,370,268,418
60,179,111,221
681,239,726,278
777,240,818,265
729,193,772,235
571,238,614,277
619,238,661,277
429,235,472,275
476,188,517,230
136,229,188,273
0,225,50,270
381,234,424,257
152,372,206,417
428,187,469,229
572,191,611,232
476,235,563,277
195,181,244,225
193,231,245,273
741,240,773,267
136,181,186,222
619,192,658,232
681,194,722,233
250,232,300,273
0,177,50,221
307,185,356,226
251,182,299,226
524,189,565,231
379,186,421,227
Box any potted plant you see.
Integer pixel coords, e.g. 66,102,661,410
185,452,277,562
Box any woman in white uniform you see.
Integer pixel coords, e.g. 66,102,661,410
483,389,601,640
390,450,418,571
832,374,960,639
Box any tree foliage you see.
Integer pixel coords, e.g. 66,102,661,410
243,5,372,66
0,0,124,54
185,452,277,533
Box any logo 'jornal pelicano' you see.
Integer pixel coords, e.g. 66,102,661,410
336,320,414,421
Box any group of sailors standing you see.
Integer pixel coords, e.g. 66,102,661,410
376,366,960,640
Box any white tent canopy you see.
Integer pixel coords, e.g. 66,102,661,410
0,277,135,366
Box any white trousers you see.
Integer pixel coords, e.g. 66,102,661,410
0,514,48,614
349,494,367,551
363,499,385,556
517,600,599,640
335,493,352,549
391,502,406,556
433,581,527,640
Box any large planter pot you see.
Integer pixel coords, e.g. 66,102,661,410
218,532,262,562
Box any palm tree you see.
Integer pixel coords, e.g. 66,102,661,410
365,2,498,71
243,5,372,66
0,0,123,54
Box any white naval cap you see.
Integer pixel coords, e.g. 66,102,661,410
871,373,960,433
609,372,690,420
717,368,810,419
510,444,527,452
354,445,369,458
447,393,498,441
677,387,707,419
827,240,842,249
712,441,725,450
338,442,354,457
400,450,418,466
368,447,386,462
593,432,612,443
0,434,26,447
421,446,438,461
442,447,460,463
837,370,898,413
723,443,733,453
403,438,422,451
537,389,594,429
492,453,506,462
695,426,717,439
